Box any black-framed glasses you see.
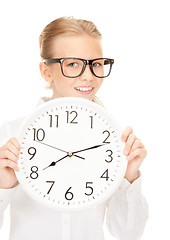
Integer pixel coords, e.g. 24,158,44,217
43,57,114,78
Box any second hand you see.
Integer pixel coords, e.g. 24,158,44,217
34,140,85,160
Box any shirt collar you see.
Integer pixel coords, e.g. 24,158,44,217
36,96,103,108
36,97,52,107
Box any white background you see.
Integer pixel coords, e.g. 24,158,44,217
0,0,170,239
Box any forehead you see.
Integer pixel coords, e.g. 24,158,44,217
51,34,103,59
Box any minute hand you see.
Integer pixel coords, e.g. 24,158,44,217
72,144,105,154
34,140,85,160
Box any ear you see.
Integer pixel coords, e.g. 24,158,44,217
39,62,53,84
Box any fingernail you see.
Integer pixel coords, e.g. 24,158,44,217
124,149,129,155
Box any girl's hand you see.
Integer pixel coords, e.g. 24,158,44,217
121,127,147,183
0,137,20,189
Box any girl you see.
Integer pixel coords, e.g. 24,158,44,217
0,17,148,240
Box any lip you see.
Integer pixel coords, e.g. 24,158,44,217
74,86,94,95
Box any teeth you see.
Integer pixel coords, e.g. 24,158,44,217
75,87,93,92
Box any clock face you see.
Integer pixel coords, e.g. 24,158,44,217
16,97,127,211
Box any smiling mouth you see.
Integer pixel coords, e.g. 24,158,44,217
75,86,94,93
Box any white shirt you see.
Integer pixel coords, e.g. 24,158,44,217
0,97,148,240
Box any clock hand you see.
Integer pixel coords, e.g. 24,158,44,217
70,154,85,160
43,151,86,170
72,144,106,155
34,140,85,160
34,140,67,153
43,154,68,170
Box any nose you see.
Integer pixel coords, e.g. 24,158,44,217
80,64,94,81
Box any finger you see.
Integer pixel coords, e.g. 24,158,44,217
121,126,133,142
0,149,18,162
123,133,136,155
4,141,20,158
0,159,19,171
131,139,144,152
8,137,21,150
127,148,146,161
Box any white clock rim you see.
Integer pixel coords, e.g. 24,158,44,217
15,97,128,212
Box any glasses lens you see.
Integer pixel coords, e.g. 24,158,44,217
62,58,84,77
92,59,112,77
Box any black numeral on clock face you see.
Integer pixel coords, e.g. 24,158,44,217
49,115,59,128
89,116,93,129
105,150,113,163
28,147,36,160
102,130,111,144
46,181,55,194
66,111,78,124
65,187,74,200
30,166,39,179
85,182,93,196
33,128,45,141
100,169,109,181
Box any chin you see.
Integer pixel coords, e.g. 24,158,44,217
77,95,94,101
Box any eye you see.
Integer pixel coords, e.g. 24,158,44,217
93,62,102,68
69,62,78,67
67,61,79,68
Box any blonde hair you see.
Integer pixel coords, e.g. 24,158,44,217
39,17,102,60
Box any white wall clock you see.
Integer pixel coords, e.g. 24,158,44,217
16,97,127,211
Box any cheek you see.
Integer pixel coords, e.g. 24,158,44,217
50,65,62,79
53,78,73,92
96,79,103,89
51,71,65,87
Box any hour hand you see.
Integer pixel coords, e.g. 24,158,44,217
43,155,68,170
43,153,85,170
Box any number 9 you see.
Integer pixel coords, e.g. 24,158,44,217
28,147,37,160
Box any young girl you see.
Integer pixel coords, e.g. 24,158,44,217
0,17,148,240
